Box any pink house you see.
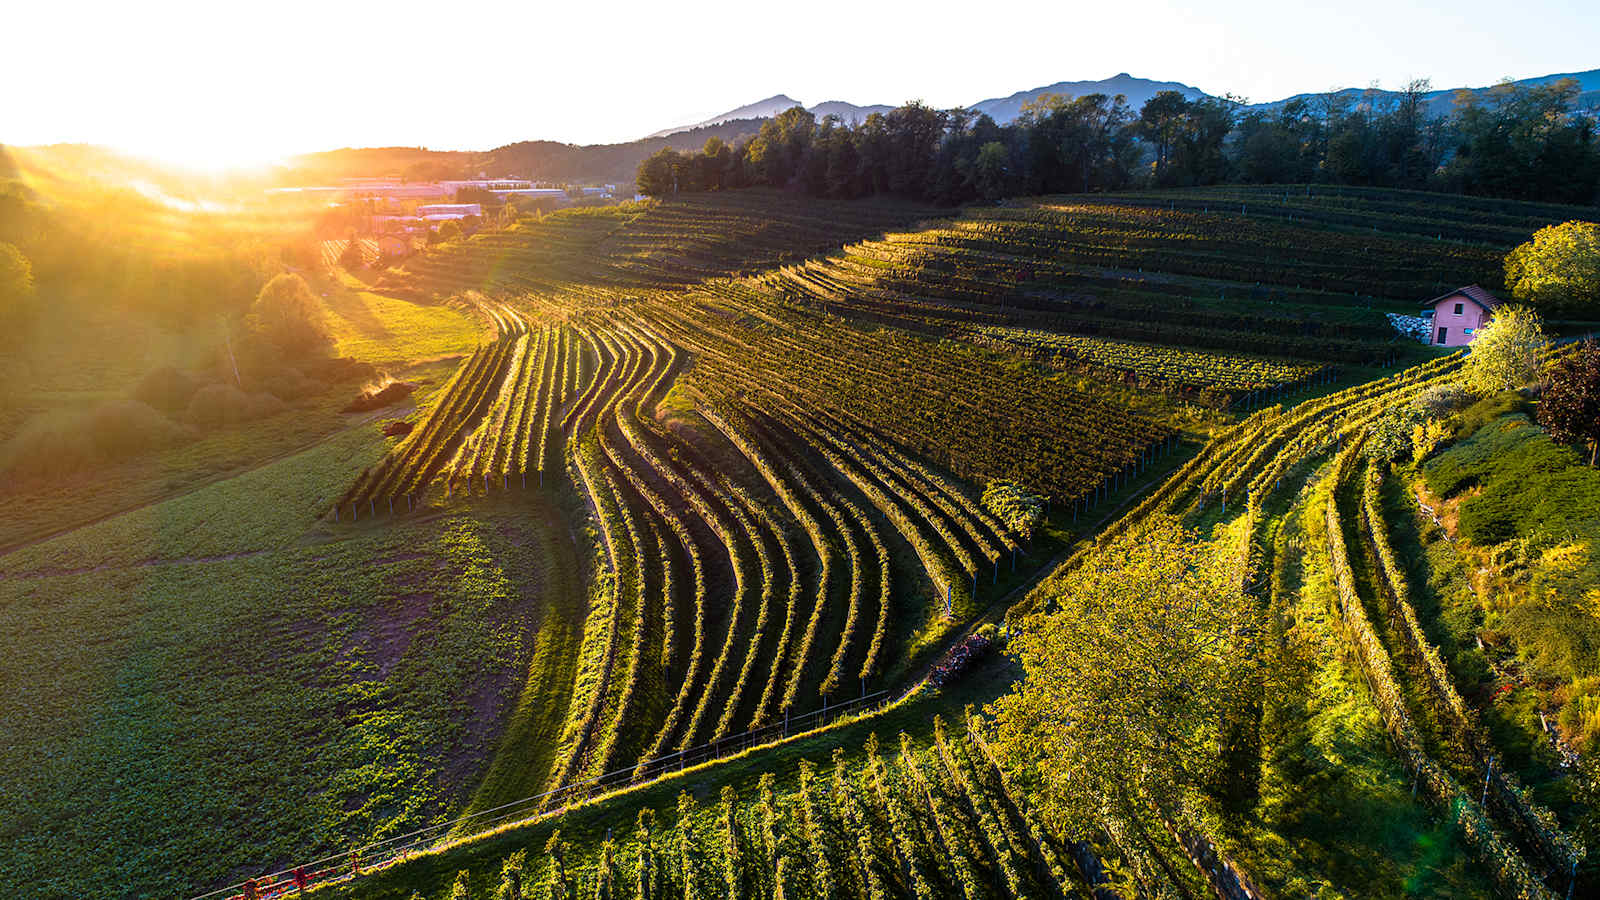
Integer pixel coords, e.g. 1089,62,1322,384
1423,284,1498,347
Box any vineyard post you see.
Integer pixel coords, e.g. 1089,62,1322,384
334,506,339,522
388,496,393,515
370,499,376,518
352,502,357,522
1482,755,1494,807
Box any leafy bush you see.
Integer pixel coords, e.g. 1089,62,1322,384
132,366,203,412
248,273,331,357
185,384,288,427
1415,382,1473,418
1422,410,1600,685
1462,306,1545,395
259,367,319,402
1451,391,1531,439
980,481,1044,539
0,399,191,479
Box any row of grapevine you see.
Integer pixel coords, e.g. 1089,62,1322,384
1322,438,1554,899
417,724,1116,900
969,326,1326,393
1360,461,1583,878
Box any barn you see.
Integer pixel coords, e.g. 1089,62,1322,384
1422,284,1498,347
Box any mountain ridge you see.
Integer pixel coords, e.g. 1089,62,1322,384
645,67,1600,140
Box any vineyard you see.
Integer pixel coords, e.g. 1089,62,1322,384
1003,341,1590,896
321,238,380,268
168,186,1600,900
332,300,1172,797
284,715,1257,900
740,188,1542,399
969,325,1327,394
298,340,1596,900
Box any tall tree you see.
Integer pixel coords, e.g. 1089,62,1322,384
1138,90,1190,184
986,516,1260,830
1504,220,1600,318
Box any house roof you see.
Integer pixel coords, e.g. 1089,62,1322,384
1422,284,1499,312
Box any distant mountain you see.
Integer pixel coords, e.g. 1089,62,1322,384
653,68,1600,144
810,101,896,124
646,95,808,138
1246,68,1600,118
648,96,897,139
970,73,1209,122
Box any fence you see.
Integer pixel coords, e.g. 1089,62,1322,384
188,689,893,900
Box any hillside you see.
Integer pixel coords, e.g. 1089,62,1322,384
6,186,1598,900
314,340,1594,900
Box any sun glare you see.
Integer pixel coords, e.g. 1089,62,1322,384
126,138,289,177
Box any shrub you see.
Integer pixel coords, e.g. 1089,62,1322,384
1463,306,1545,395
1452,391,1530,438
248,273,331,357
132,366,202,412
260,367,318,402
0,399,190,479
981,480,1045,539
1415,382,1473,418
185,384,287,427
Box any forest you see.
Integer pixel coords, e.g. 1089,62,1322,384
637,78,1600,206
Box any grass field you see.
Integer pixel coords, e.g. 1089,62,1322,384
0,271,479,552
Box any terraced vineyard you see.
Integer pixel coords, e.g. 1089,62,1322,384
378,191,945,300
265,718,1195,900
1006,343,1588,897
253,187,1598,900
746,192,1537,391
321,191,1181,808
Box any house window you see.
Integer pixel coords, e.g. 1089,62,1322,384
1437,326,1449,344
1454,302,1464,315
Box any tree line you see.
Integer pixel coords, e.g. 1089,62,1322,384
637,79,1600,206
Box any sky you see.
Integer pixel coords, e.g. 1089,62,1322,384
4,0,1596,170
